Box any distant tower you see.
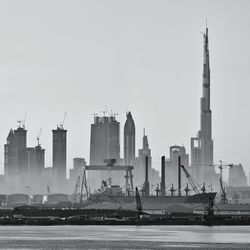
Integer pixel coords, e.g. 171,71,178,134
4,122,27,192
89,113,120,190
27,144,45,193
124,111,135,166
52,126,67,187
191,26,214,184
90,114,120,165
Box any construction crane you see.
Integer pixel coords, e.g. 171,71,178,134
210,160,233,204
180,163,217,217
135,187,142,218
210,160,233,183
180,165,200,194
73,176,81,203
36,128,43,147
17,111,27,129
58,112,67,129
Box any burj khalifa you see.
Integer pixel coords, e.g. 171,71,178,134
191,26,216,185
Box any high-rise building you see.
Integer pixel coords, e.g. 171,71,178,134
89,114,121,190
4,125,27,192
52,126,67,190
190,26,217,185
124,111,135,166
27,144,45,193
133,130,160,191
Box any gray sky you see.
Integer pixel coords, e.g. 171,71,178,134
0,0,250,179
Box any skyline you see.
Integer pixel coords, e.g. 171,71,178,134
0,1,250,179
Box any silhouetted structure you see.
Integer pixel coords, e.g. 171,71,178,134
134,129,160,192
190,26,217,185
160,156,166,196
4,124,27,192
27,145,45,193
52,126,67,191
69,158,86,191
89,114,121,190
124,111,135,166
165,146,189,189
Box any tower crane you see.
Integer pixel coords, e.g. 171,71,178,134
59,112,67,129
210,160,233,204
36,128,43,147
17,111,27,129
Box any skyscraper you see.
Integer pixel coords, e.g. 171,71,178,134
4,124,27,192
133,129,160,191
52,126,67,190
27,144,45,193
190,26,216,185
89,114,120,190
124,111,135,166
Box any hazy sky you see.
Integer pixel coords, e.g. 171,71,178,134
0,0,250,180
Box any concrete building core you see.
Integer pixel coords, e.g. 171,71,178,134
89,114,121,191
52,126,67,191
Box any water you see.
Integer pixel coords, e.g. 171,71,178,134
0,225,250,249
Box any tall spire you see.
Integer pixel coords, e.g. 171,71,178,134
200,25,212,141
202,26,210,111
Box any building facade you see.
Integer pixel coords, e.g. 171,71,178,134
133,130,160,193
89,114,121,191
165,146,189,192
4,126,28,193
124,111,135,166
52,126,67,191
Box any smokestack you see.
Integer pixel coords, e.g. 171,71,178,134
178,156,181,196
160,156,166,196
144,156,150,196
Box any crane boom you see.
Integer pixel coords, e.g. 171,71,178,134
180,165,200,194
59,112,67,129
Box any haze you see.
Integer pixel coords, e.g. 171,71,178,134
0,0,249,179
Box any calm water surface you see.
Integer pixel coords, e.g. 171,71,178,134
0,225,250,249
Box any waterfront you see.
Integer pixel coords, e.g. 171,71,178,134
0,225,250,249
